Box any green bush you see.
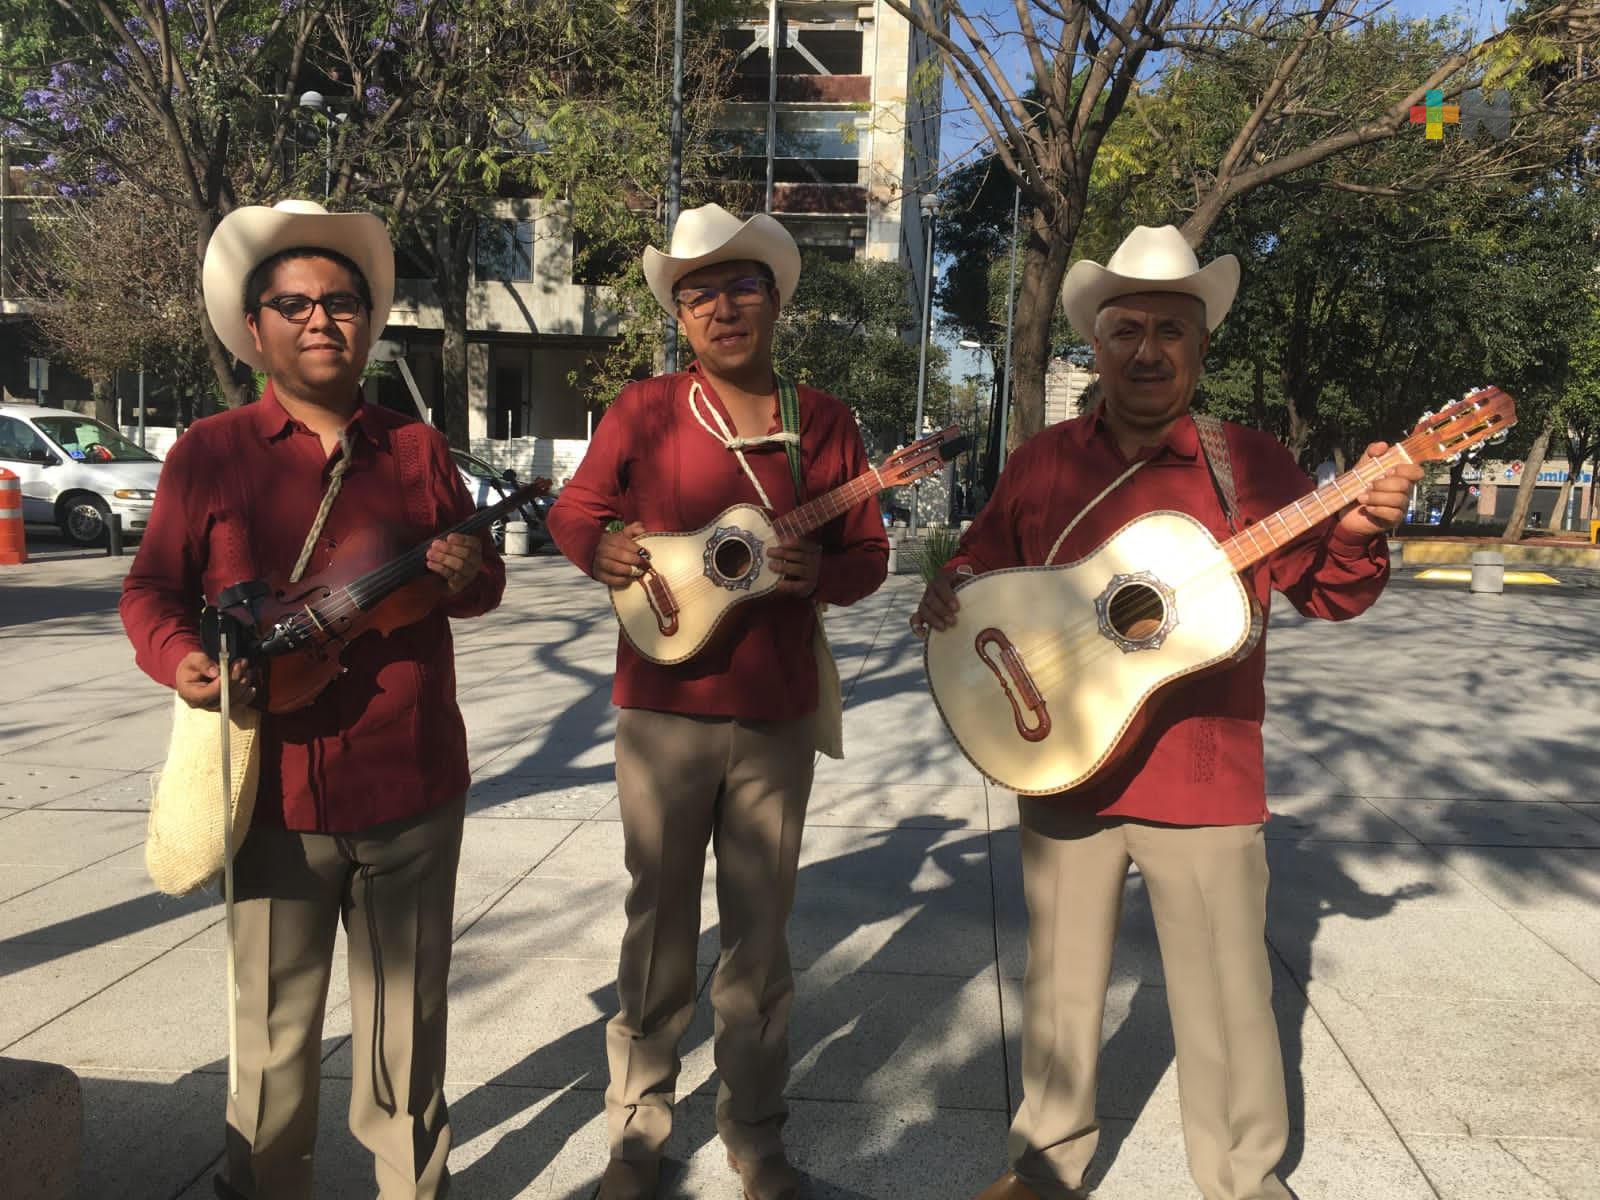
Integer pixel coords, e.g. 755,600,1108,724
910,526,963,584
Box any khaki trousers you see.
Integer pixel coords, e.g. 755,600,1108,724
222,797,465,1200
1009,801,1290,1200
607,708,814,1166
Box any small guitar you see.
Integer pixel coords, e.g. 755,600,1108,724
923,389,1516,796
614,425,970,665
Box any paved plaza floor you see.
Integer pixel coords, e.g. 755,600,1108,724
1,551,1597,1199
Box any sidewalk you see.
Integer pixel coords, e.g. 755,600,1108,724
1,554,1597,1199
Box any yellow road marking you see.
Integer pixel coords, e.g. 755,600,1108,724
1414,568,1561,585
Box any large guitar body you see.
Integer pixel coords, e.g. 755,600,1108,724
923,387,1517,797
612,503,787,665
925,511,1255,795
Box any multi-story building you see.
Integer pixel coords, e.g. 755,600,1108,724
382,0,944,482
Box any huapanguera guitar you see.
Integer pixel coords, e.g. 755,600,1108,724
614,425,970,665
923,389,1516,796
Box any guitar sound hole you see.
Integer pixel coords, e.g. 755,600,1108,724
1107,582,1165,642
713,536,754,581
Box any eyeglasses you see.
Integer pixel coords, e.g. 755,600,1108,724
673,276,771,319
257,293,368,324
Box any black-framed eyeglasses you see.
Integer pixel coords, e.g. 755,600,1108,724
673,276,771,319
257,292,368,324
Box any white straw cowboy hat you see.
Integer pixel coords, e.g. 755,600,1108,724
1062,225,1239,340
203,199,395,369
643,203,802,316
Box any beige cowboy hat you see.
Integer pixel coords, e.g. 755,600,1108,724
643,203,802,316
203,199,395,369
1062,225,1239,340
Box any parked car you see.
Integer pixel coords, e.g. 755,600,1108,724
450,448,557,551
0,404,163,545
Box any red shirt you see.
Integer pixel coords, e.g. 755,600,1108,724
949,408,1389,826
547,368,889,719
120,387,506,833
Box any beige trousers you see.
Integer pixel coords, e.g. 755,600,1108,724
222,797,465,1200
607,708,814,1166
1009,801,1291,1200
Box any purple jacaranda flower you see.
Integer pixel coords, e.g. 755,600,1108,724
279,0,300,14
61,113,82,133
101,66,123,85
104,114,128,135
21,87,53,112
238,34,265,53
430,20,455,37
93,163,120,183
364,85,387,113
57,182,92,198
367,36,396,51
396,0,417,15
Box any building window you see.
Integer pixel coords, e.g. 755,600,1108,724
476,219,534,283
572,230,631,286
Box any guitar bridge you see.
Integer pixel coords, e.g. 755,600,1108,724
642,569,679,637
975,628,1051,743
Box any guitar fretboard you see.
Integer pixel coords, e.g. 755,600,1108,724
1220,442,1419,573
772,472,888,539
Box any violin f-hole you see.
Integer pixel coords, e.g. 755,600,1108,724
642,570,679,637
975,627,1051,743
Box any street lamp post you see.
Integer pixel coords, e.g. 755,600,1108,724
664,0,685,372
909,191,941,536
297,91,346,200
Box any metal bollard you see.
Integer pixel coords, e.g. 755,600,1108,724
1469,549,1504,595
502,520,532,557
106,512,124,558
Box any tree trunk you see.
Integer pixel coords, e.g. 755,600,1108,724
91,377,117,427
1009,206,1080,443
1439,458,1468,531
1503,419,1555,543
193,212,252,409
434,215,474,450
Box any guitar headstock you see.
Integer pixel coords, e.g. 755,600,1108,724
1404,387,1517,464
879,425,972,488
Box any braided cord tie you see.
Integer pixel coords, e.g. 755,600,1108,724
289,424,355,584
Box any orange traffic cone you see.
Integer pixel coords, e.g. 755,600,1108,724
0,468,27,565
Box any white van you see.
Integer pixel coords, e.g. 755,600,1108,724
0,403,163,545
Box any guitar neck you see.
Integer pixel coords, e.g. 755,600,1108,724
1220,443,1417,574
772,471,887,540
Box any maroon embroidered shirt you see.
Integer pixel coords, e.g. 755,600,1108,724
547,367,889,719
947,408,1390,826
120,387,505,832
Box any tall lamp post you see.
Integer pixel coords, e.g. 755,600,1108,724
959,338,1002,511
297,91,346,200
909,191,942,536
664,0,685,372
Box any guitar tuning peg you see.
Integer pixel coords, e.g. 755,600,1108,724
1446,451,1463,465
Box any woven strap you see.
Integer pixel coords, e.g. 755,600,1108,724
1192,412,1241,532
288,425,354,583
776,374,804,503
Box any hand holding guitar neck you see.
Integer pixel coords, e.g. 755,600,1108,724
594,521,650,588
1337,441,1424,540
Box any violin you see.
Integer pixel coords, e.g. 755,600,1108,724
210,478,550,713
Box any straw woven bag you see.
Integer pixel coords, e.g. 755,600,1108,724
145,695,261,896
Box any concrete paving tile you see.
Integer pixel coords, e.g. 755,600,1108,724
1431,845,1600,913
786,877,995,977
5,702,173,769
0,847,221,951
747,965,1007,1112
1265,840,1496,915
78,1069,227,1200
1366,797,1600,848
9,945,350,1073
459,815,580,879
1087,1119,1438,1199
526,819,633,880
1264,793,1419,843
1263,724,1359,798
0,761,134,809
1405,1133,1600,1200
0,862,80,904
38,770,154,811
1517,910,1600,985
327,950,616,1092
467,774,616,820
0,807,146,867
1269,903,1600,1002
461,871,718,967
803,781,988,829
796,823,993,897
0,942,168,1049
1306,988,1600,1139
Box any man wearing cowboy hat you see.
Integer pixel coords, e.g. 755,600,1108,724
547,203,888,1199
122,199,504,1199
912,226,1421,1200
